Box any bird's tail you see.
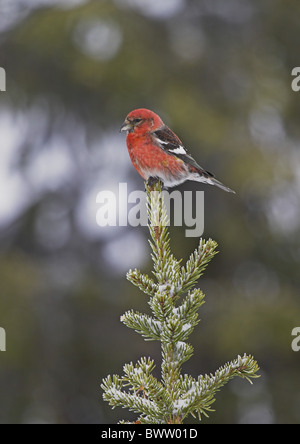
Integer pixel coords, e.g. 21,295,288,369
194,168,236,194
208,177,236,194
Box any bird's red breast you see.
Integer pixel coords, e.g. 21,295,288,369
127,131,185,180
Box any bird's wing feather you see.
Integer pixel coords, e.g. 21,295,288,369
152,126,214,178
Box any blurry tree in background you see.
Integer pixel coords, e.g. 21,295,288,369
0,0,299,424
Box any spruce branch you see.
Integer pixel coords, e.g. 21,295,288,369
126,269,158,298
120,310,161,341
101,181,260,424
176,354,260,420
178,238,218,296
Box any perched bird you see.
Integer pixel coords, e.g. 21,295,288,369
120,108,235,193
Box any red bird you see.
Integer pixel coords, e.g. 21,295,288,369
120,108,235,193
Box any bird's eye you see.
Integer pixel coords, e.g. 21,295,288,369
133,118,142,124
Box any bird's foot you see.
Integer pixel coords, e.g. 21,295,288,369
146,176,163,191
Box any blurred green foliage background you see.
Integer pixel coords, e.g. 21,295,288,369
0,0,300,424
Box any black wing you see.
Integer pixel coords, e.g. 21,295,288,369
152,126,214,178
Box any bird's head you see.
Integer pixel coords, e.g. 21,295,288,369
120,108,164,134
